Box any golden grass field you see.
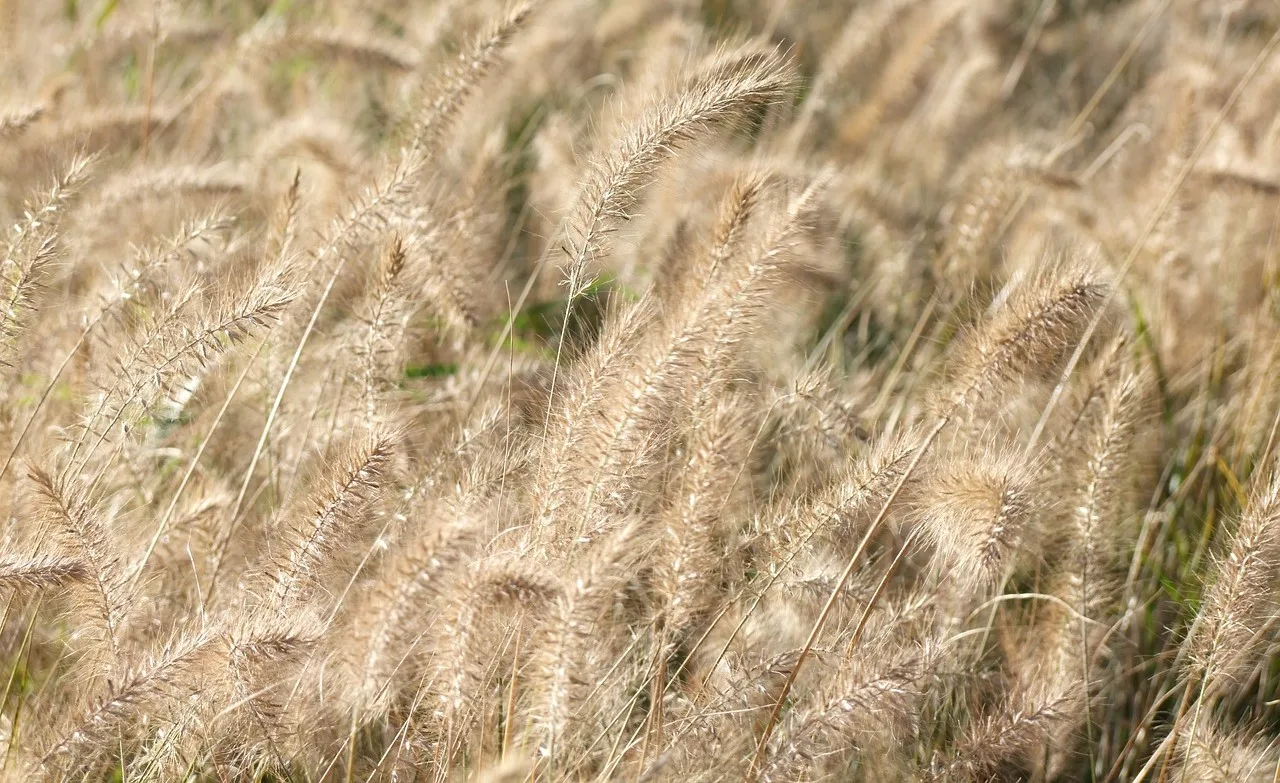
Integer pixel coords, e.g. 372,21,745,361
2,0,1280,780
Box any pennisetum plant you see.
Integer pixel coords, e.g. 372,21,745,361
1,1,1279,780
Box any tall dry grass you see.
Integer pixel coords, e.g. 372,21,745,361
1,0,1280,780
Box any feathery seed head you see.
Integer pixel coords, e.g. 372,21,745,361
917,447,1041,593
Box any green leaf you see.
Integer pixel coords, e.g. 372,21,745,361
93,0,120,30
404,362,459,379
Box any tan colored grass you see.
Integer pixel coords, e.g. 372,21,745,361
0,1,1279,781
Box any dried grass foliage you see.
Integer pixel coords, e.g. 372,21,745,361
1,0,1280,780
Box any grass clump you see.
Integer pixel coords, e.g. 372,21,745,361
2,0,1280,780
